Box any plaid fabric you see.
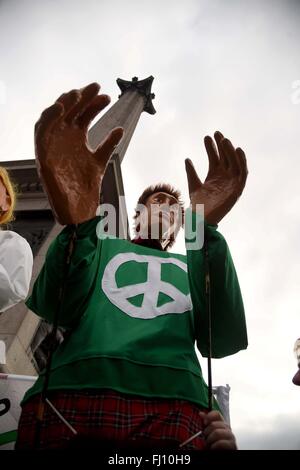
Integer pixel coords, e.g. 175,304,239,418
16,389,207,450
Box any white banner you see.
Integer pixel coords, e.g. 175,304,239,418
0,373,36,450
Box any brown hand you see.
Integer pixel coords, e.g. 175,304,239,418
199,411,237,450
35,83,124,225
185,131,248,225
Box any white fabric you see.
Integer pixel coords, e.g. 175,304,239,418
102,252,192,319
0,230,33,312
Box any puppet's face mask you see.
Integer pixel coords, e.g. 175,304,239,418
137,191,182,248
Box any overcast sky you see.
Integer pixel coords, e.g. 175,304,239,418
1,0,300,450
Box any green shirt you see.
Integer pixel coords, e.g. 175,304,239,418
23,213,247,408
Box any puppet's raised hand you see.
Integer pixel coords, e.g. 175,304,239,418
35,83,124,225
185,131,248,225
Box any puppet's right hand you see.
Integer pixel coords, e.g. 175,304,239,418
35,83,123,225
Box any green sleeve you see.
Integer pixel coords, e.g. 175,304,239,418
26,217,102,329
186,211,248,358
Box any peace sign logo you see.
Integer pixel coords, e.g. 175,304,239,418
102,253,192,319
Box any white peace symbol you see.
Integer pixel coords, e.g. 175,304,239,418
101,252,192,319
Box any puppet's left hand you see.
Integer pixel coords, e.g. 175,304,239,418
199,410,237,450
185,131,248,225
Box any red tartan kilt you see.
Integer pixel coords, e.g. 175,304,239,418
16,389,207,450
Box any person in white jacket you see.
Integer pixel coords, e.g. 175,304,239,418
0,166,33,313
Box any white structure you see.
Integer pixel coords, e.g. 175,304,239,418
0,340,6,365
213,384,231,425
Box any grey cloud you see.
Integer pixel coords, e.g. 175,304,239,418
237,414,300,450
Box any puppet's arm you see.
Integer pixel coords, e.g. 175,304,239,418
185,131,248,357
26,83,122,326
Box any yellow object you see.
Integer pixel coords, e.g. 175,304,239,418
0,166,16,225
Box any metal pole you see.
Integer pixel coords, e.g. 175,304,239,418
205,241,213,411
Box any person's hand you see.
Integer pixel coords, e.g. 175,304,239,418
35,82,124,225
185,131,248,225
199,410,237,450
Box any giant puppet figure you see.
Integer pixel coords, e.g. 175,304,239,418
16,83,248,450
